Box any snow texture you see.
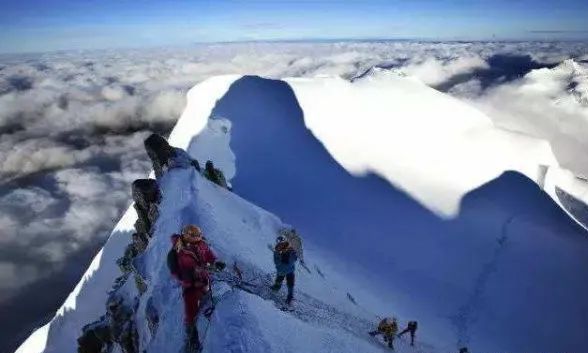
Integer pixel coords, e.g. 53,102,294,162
17,72,588,353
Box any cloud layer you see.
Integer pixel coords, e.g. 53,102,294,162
0,40,587,351
467,59,588,175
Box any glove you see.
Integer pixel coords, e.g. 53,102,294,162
215,261,226,271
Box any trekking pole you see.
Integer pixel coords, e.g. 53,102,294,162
203,279,216,319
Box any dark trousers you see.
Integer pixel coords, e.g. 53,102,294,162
273,273,295,303
398,328,415,346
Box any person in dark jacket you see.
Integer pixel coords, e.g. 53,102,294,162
203,160,228,188
170,225,223,351
398,320,418,346
270,236,298,305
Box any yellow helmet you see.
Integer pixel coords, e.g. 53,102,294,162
182,224,202,237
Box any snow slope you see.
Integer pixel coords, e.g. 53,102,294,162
196,74,588,353
17,71,588,353
18,162,424,353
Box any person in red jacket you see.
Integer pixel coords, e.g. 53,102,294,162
170,225,223,351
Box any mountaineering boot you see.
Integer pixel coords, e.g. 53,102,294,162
387,338,394,350
184,324,201,352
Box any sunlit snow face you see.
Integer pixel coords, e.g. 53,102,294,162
1,40,588,353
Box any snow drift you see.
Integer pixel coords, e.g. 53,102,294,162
17,71,588,353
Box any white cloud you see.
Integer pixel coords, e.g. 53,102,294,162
0,262,38,301
470,59,588,176
448,78,484,98
402,55,489,86
0,138,92,177
0,187,57,220
101,85,126,101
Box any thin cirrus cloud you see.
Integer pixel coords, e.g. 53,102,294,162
0,40,588,352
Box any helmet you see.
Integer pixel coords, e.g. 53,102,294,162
182,224,202,237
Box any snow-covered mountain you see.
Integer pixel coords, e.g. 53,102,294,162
16,71,588,353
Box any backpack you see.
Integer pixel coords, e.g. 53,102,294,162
167,248,180,278
167,243,208,284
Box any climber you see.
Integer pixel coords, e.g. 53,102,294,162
203,160,228,189
144,133,200,178
279,227,305,265
169,225,225,351
270,236,298,306
398,320,418,346
369,317,399,350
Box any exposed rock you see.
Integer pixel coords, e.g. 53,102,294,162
203,160,228,188
132,179,160,237
117,246,136,274
145,297,159,337
79,142,168,353
77,318,112,353
144,133,174,179
106,293,139,353
133,273,147,295
132,179,160,210
144,133,201,178
132,232,149,253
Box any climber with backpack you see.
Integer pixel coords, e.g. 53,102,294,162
369,317,399,350
168,225,225,352
270,236,298,308
279,227,305,265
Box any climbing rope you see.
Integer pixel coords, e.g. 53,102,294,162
197,267,249,351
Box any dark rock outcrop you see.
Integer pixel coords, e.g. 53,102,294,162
79,137,170,353
77,319,112,353
144,133,174,178
132,179,160,237
78,283,140,353
78,177,161,353
145,297,159,336
106,294,139,353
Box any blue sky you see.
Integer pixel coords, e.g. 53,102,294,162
1,0,587,53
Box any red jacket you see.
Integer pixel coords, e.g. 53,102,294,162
171,235,217,288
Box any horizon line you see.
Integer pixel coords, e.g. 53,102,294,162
2,37,588,56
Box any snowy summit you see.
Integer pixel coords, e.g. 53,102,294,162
17,71,588,353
